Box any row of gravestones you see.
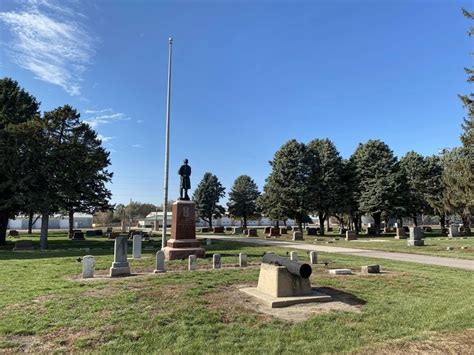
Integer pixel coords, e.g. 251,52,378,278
82,235,251,278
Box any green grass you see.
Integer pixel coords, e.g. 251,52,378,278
215,229,474,260
0,233,473,353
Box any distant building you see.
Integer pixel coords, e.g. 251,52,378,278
7,213,93,230
138,211,297,229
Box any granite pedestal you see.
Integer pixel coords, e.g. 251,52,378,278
163,200,205,260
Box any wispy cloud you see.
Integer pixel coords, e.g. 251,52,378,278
97,134,114,143
132,144,144,149
136,119,143,123
83,109,130,128
84,108,113,114
0,0,95,95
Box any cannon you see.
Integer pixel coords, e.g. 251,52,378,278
262,253,312,278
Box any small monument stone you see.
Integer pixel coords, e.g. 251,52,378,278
110,235,130,277
239,253,248,267
407,227,424,246
448,225,460,238
132,234,142,259
232,226,243,235
290,251,298,261
346,230,357,241
309,251,317,264
13,240,34,251
213,254,221,269
361,265,380,274
307,227,318,236
292,231,304,241
154,250,166,273
188,255,197,271
329,269,352,275
82,255,95,278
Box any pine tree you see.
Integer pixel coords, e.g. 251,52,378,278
0,78,40,244
307,138,344,234
192,173,225,228
264,140,312,231
350,140,400,234
227,175,260,229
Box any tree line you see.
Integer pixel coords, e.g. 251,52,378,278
0,78,112,248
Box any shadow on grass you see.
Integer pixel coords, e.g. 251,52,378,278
318,286,367,306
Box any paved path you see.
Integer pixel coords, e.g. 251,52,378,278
201,236,474,271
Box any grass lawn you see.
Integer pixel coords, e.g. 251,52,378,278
0,233,473,353
214,229,474,260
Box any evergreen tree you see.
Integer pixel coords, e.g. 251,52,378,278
399,151,432,225
0,78,40,244
192,173,225,228
350,140,399,234
307,138,344,234
424,155,447,229
257,176,288,226
227,175,260,229
264,140,312,231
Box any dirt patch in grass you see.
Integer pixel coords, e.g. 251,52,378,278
357,329,474,354
205,283,364,323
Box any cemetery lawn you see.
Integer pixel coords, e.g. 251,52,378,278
233,230,474,260
1,233,473,353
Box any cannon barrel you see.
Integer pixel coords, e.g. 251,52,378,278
262,253,312,278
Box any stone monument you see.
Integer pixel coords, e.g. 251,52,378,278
240,253,331,308
407,227,424,246
163,159,205,260
110,235,130,277
82,255,95,278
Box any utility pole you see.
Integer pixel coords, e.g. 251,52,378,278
162,37,173,249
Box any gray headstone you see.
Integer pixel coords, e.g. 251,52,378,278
112,236,128,267
239,252,247,267
329,269,352,275
346,230,357,240
292,231,303,241
110,235,130,277
290,251,298,261
448,225,460,237
361,264,380,274
154,250,165,273
213,254,221,269
82,255,94,278
188,255,197,271
409,227,424,240
132,234,142,259
206,238,212,246
446,246,453,251
232,227,243,235
309,251,317,264
407,239,424,246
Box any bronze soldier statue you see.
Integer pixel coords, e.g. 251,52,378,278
178,159,191,200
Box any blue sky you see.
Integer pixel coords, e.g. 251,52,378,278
0,0,471,206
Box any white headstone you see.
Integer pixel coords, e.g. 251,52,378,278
329,269,352,275
154,250,165,273
188,255,197,271
132,234,142,259
82,255,94,278
213,254,221,269
290,251,298,261
239,252,247,267
309,251,317,264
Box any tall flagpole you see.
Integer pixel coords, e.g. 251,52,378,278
162,37,173,249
